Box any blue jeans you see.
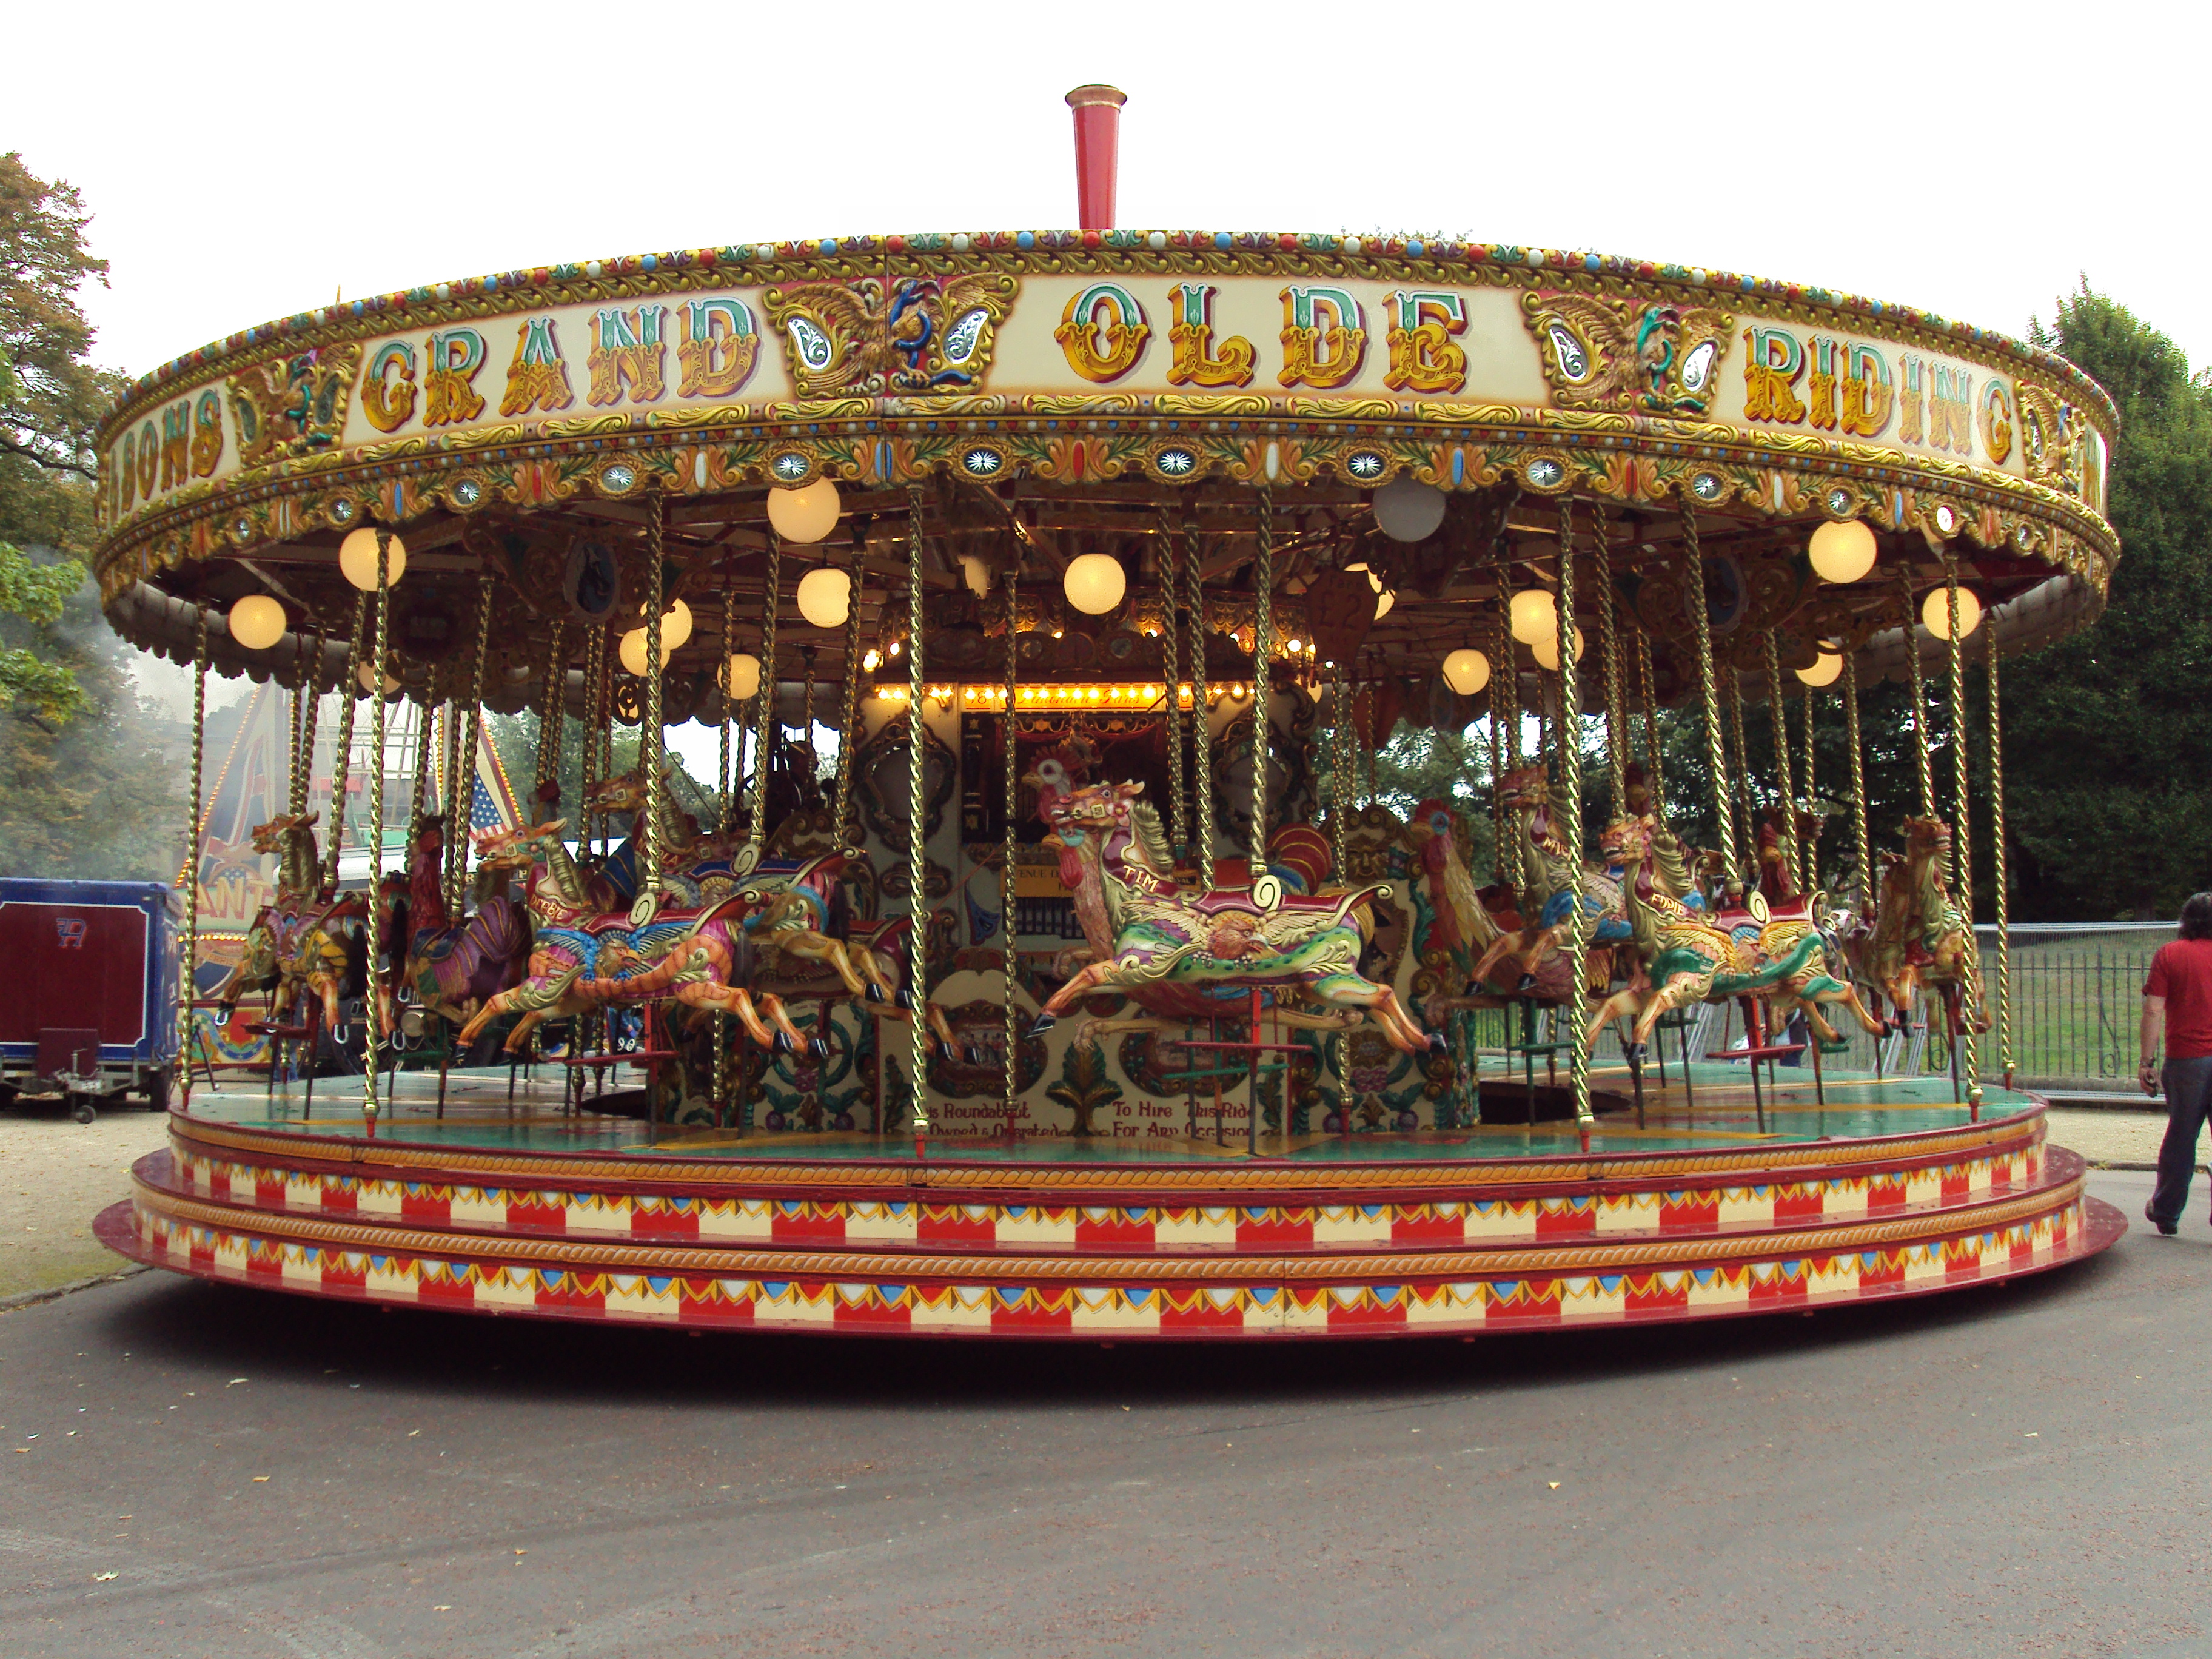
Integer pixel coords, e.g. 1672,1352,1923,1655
2149,1056,2212,1225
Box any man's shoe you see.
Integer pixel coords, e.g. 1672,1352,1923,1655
2146,1202,2179,1236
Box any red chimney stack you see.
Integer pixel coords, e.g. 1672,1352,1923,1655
1065,85,1127,232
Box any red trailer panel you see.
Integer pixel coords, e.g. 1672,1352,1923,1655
0,900,150,1049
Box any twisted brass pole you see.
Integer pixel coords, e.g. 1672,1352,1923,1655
323,595,367,894
751,528,783,862
836,563,865,848
1987,628,2014,1087
1762,628,1799,881
1902,569,1935,817
1684,511,1738,895
1595,516,1626,817
1844,651,1873,915
1553,500,1592,1137
905,488,930,1150
1248,486,1274,876
1184,507,1215,890
178,607,207,1107
363,530,394,1131
1004,545,1022,1134
1157,504,1187,857
1798,682,1819,896
1944,556,1982,1115
1635,625,1663,814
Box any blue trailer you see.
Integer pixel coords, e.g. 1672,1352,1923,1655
0,879,181,1122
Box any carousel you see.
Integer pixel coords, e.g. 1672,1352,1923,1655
91,91,2123,1338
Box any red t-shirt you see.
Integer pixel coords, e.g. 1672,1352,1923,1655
2146,938,2212,1059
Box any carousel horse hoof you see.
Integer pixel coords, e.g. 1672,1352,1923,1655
808,1036,831,1060
1426,1031,1448,1056
964,1045,987,1067
894,985,916,1011
1027,1013,1057,1037
1515,974,1538,993
864,982,886,1004
937,1041,962,1063
773,1031,796,1055
1624,1041,1648,1064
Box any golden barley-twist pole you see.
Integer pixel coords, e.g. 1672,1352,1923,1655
1843,652,1873,916
363,531,394,1133
836,565,865,848
1635,625,1663,813
177,608,209,1107
323,595,368,895
643,498,666,908
1330,657,1351,885
1493,555,1521,890
1901,569,1935,818
1249,489,1275,876
1157,505,1187,857
904,488,931,1152
751,529,783,863
451,576,494,912
1553,501,1592,1141
1986,628,2014,1087
1944,557,1982,1116
1798,683,1820,896
296,629,324,820
1003,545,1022,1134
1184,507,1216,891
1595,517,1627,818
1684,512,1739,896
1762,628,1800,882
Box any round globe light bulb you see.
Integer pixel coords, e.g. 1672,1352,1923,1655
355,661,400,696
617,629,649,676
1922,585,1983,640
1808,518,1879,585
1508,589,1557,645
1530,625,1585,672
1064,552,1127,615
1795,651,1845,688
1442,648,1491,696
227,593,287,651
632,598,692,653
796,565,852,629
766,478,842,545
1372,476,1448,543
338,526,407,591
725,652,762,700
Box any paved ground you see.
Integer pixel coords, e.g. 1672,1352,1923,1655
0,1105,170,1299
0,1167,2200,1658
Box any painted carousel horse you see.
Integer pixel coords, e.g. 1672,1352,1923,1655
454,819,834,1057
374,813,534,1039
1860,815,1988,1036
589,769,965,1060
1755,806,1830,913
1583,814,1886,1051
1403,798,1559,1017
213,813,362,1033
1026,779,1437,1056
1471,765,1706,993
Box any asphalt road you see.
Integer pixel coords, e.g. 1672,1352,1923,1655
0,1171,2200,1659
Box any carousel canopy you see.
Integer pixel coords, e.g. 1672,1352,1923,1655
91,231,2119,714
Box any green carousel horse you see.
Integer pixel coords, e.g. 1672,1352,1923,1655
1584,813,1886,1052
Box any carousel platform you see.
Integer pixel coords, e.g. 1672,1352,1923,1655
96,1061,2122,1340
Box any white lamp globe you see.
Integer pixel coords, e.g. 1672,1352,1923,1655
1508,589,1556,645
725,652,762,700
1064,552,1127,615
338,526,407,590
631,598,692,652
227,593,286,651
1530,625,1584,671
796,565,852,629
617,629,649,676
355,660,400,695
1796,651,1845,688
1372,477,1447,543
1442,648,1490,695
1808,519,1879,584
766,478,842,544
1921,585,1983,640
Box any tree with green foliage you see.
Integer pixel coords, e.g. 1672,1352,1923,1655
0,152,186,880
1996,287,2212,919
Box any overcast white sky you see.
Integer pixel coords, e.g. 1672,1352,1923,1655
17,1,2206,380
21,0,2203,747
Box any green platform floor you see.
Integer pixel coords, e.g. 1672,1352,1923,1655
173,1060,2039,1164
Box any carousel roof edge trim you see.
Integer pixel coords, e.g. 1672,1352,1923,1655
95,232,2119,442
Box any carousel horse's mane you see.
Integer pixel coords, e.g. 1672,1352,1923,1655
1648,820,1694,898
1125,800,1176,878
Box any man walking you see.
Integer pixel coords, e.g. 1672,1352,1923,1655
2142,893,2212,1235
